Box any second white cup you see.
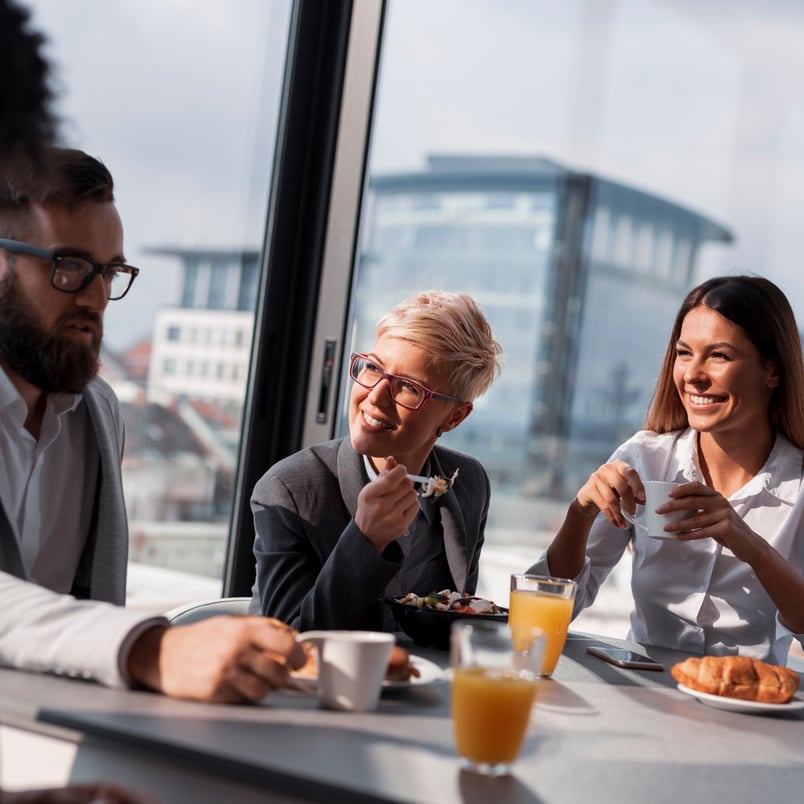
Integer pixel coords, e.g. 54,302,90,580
296,630,394,712
621,480,691,539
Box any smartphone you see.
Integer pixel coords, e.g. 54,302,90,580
586,645,664,671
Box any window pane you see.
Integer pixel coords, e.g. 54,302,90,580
27,0,292,611
343,0,804,638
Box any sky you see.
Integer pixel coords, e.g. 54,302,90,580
22,0,804,348
368,0,804,308
25,0,290,348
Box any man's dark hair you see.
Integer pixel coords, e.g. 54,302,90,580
0,147,114,239
0,0,57,157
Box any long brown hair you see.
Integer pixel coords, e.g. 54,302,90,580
646,275,804,448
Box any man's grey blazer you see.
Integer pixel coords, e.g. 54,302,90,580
248,437,490,631
0,375,129,604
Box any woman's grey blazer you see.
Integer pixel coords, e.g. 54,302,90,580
248,437,490,631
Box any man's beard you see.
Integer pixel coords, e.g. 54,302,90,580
0,271,103,393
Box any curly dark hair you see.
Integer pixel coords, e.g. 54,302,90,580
0,0,57,157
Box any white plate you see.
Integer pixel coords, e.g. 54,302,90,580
386,655,446,689
288,654,446,695
677,683,804,714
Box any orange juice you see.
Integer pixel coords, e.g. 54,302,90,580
509,590,573,675
451,667,538,765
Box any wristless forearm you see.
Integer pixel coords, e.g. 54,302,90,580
546,498,596,578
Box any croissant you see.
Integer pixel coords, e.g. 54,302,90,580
671,656,800,703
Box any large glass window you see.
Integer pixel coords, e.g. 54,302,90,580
341,0,804,640
24,1,804,652
26,0,293,611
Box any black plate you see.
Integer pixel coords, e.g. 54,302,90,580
385,597,508,651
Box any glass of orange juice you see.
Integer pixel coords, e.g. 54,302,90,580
509,574,577,677
450,620,544,777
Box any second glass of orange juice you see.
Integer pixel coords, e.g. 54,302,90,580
509,574,576,677
450,620,544,777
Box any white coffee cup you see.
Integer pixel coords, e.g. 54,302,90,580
296,630,394,712
621,480,691,540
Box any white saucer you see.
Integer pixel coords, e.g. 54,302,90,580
288,654,446,695
677,683,804,714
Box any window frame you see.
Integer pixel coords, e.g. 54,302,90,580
224,0,385,595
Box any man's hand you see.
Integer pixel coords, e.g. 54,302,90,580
126,616,306,703
0,783,157,803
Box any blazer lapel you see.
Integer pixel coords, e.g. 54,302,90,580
336,438,368,518
430,452,469,592
440,495,469,593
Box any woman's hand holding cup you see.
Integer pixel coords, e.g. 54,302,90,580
575,460,645,529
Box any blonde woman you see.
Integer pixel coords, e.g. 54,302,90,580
249,291,502,631
530,275,804,663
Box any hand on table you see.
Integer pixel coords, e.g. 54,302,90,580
0,783,157,803
355,456,420,553
127,615,306,704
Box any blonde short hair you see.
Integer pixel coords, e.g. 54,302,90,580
375,290,503,402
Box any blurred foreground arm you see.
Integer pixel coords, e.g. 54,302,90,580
0,573,304,700
0,782,157,803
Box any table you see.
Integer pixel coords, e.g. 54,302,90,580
1,632,803,803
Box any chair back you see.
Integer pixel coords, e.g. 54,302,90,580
166,596,251,626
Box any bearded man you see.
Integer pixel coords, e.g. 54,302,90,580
0,148,135,600
0,147,304,702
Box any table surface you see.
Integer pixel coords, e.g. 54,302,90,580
1,632,803,804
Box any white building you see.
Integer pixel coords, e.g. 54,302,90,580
145,247,258,408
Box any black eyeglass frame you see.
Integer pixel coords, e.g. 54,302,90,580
0,237,139,300
349,352,465,410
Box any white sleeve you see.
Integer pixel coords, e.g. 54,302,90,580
526,514,629,621
772,612,804,667
0,571,166,688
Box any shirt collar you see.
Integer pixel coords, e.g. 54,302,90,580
676,428,703,482
361,454,434,481
682,427,802,505
362,453,378,481
0,365,27,421
0,364,83,425
744,432,802,504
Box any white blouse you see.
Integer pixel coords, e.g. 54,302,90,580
529,428,804,664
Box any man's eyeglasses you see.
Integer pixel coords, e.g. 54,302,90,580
349,353,464,411
0,238,139,300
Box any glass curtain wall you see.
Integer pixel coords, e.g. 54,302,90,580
25,0,293,611
339,0,804,638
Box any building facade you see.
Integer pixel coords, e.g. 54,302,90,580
146,247,259,409
145,157,733,508
344,155,732,502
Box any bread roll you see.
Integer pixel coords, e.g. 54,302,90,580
671,656,800,703
385,645,420,682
